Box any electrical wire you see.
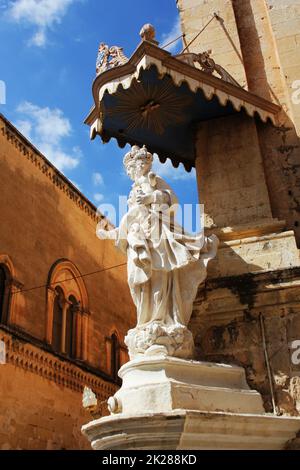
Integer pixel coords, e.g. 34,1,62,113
12,262,127,295
181,13,217,53
161,12,218,53
161,33,186,50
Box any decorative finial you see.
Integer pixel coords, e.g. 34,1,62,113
139,23,158,45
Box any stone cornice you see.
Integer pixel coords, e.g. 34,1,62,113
0,113,112,228
0,325,117,400
205,219,287,242
205,266,300,292
193,267,300,324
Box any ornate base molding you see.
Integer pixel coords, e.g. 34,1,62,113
82,409,300,450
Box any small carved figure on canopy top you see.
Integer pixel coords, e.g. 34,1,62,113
196,50,241,87
96,43,128,75
96,42,110,75
175,49,241,87
108,46,128,68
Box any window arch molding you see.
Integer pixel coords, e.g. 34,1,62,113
45,259,89,361
0,254,22,325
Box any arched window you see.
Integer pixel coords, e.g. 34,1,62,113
0,266,6,324
51,289,80,358
46,260,89,361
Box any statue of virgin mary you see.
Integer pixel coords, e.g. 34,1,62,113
97,145,218,359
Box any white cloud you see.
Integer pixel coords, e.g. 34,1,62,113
92,172,104,187
15,101,81,171
15,119,32,138
160,17,183,54
153,155,195,181
6,0,78,47
17,102,71,144
29,29,46,47
93,193,104,203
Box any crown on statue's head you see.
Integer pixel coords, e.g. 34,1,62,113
123,145,153,169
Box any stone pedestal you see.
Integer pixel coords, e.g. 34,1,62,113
110,356,264,415
81,356,300,449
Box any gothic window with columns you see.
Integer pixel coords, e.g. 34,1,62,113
46,260,89,361
51,289,81,358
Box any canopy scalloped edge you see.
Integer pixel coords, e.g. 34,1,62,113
97,58,277,126
89,118,195,172
86,41,281,171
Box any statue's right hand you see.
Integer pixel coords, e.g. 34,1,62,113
96,228,108,240
96,222,118,240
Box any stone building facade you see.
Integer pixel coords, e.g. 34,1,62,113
175,0,300,426
2,0,300,450
0,114,135,449
178,0,300,241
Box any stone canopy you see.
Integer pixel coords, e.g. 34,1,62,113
85,40,281,171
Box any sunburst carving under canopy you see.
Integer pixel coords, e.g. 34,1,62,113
105,78,193,135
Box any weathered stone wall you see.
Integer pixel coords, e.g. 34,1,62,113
191,267,300,416
0,364,89,450
206,228,299,279
177,0,300,243
231,0,300,249
195,113,272,229
177,0,248,87
267,0,300,134
0,328,117,449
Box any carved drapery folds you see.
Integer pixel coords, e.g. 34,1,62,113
45,259,89,361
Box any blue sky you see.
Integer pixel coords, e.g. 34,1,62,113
0,0,198,225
